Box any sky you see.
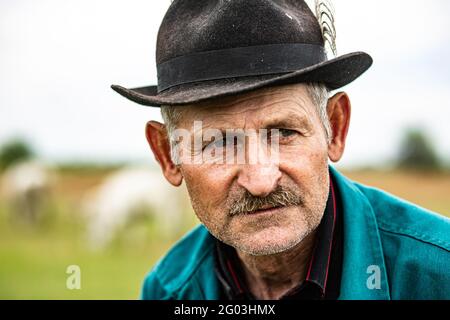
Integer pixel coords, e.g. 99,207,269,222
1,0,449,168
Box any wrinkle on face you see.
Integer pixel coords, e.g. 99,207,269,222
176,82,330,257
177,84,321,146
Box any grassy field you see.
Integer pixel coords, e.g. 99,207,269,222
0,168,197,300
0,199,182,299
0,168,449,299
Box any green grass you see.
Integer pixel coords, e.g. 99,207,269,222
0,199,193,299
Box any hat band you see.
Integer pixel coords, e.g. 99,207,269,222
157,43,327,92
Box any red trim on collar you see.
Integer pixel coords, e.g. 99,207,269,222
323,177,337,295
226,259,244,293
305,176,337,296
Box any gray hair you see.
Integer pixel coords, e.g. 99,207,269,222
306,83,332,142
161,83,332,164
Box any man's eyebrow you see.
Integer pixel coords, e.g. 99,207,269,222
263,112,313,130
191,109,313,132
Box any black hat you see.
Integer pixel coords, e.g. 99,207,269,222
112,0,372,107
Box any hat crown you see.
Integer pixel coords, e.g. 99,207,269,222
156,0,324,65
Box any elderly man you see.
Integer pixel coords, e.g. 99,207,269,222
112,0,450,300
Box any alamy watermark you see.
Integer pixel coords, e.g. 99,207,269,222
66,265,81,290
366,265,381,290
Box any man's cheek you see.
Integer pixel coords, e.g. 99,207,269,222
184,174,227,212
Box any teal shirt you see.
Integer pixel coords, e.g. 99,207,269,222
141,166,450,300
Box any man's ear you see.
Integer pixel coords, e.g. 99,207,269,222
145,121,183,187
327,92,351,162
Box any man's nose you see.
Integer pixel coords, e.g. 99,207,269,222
237,163,282,197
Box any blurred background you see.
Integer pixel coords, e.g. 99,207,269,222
0,0,449,299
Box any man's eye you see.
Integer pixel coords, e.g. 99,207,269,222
278,129,298,138
204,136,238,151
203,139,223,151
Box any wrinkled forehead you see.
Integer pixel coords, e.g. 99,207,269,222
177,83,315,128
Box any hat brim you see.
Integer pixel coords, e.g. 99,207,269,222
111,51,372,107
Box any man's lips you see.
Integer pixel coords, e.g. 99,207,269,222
245,205,284,215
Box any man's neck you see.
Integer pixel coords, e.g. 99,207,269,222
236,231,317,300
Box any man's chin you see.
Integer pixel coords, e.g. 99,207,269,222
230,227,309,256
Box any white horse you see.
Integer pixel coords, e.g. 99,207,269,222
1,160,54,223
83,166,187,249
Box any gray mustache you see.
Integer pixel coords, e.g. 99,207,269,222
228,185,303,216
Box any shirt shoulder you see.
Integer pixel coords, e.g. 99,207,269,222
354,182,450,298
140,224,217,300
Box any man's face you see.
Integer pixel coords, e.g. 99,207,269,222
173,84,331,256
